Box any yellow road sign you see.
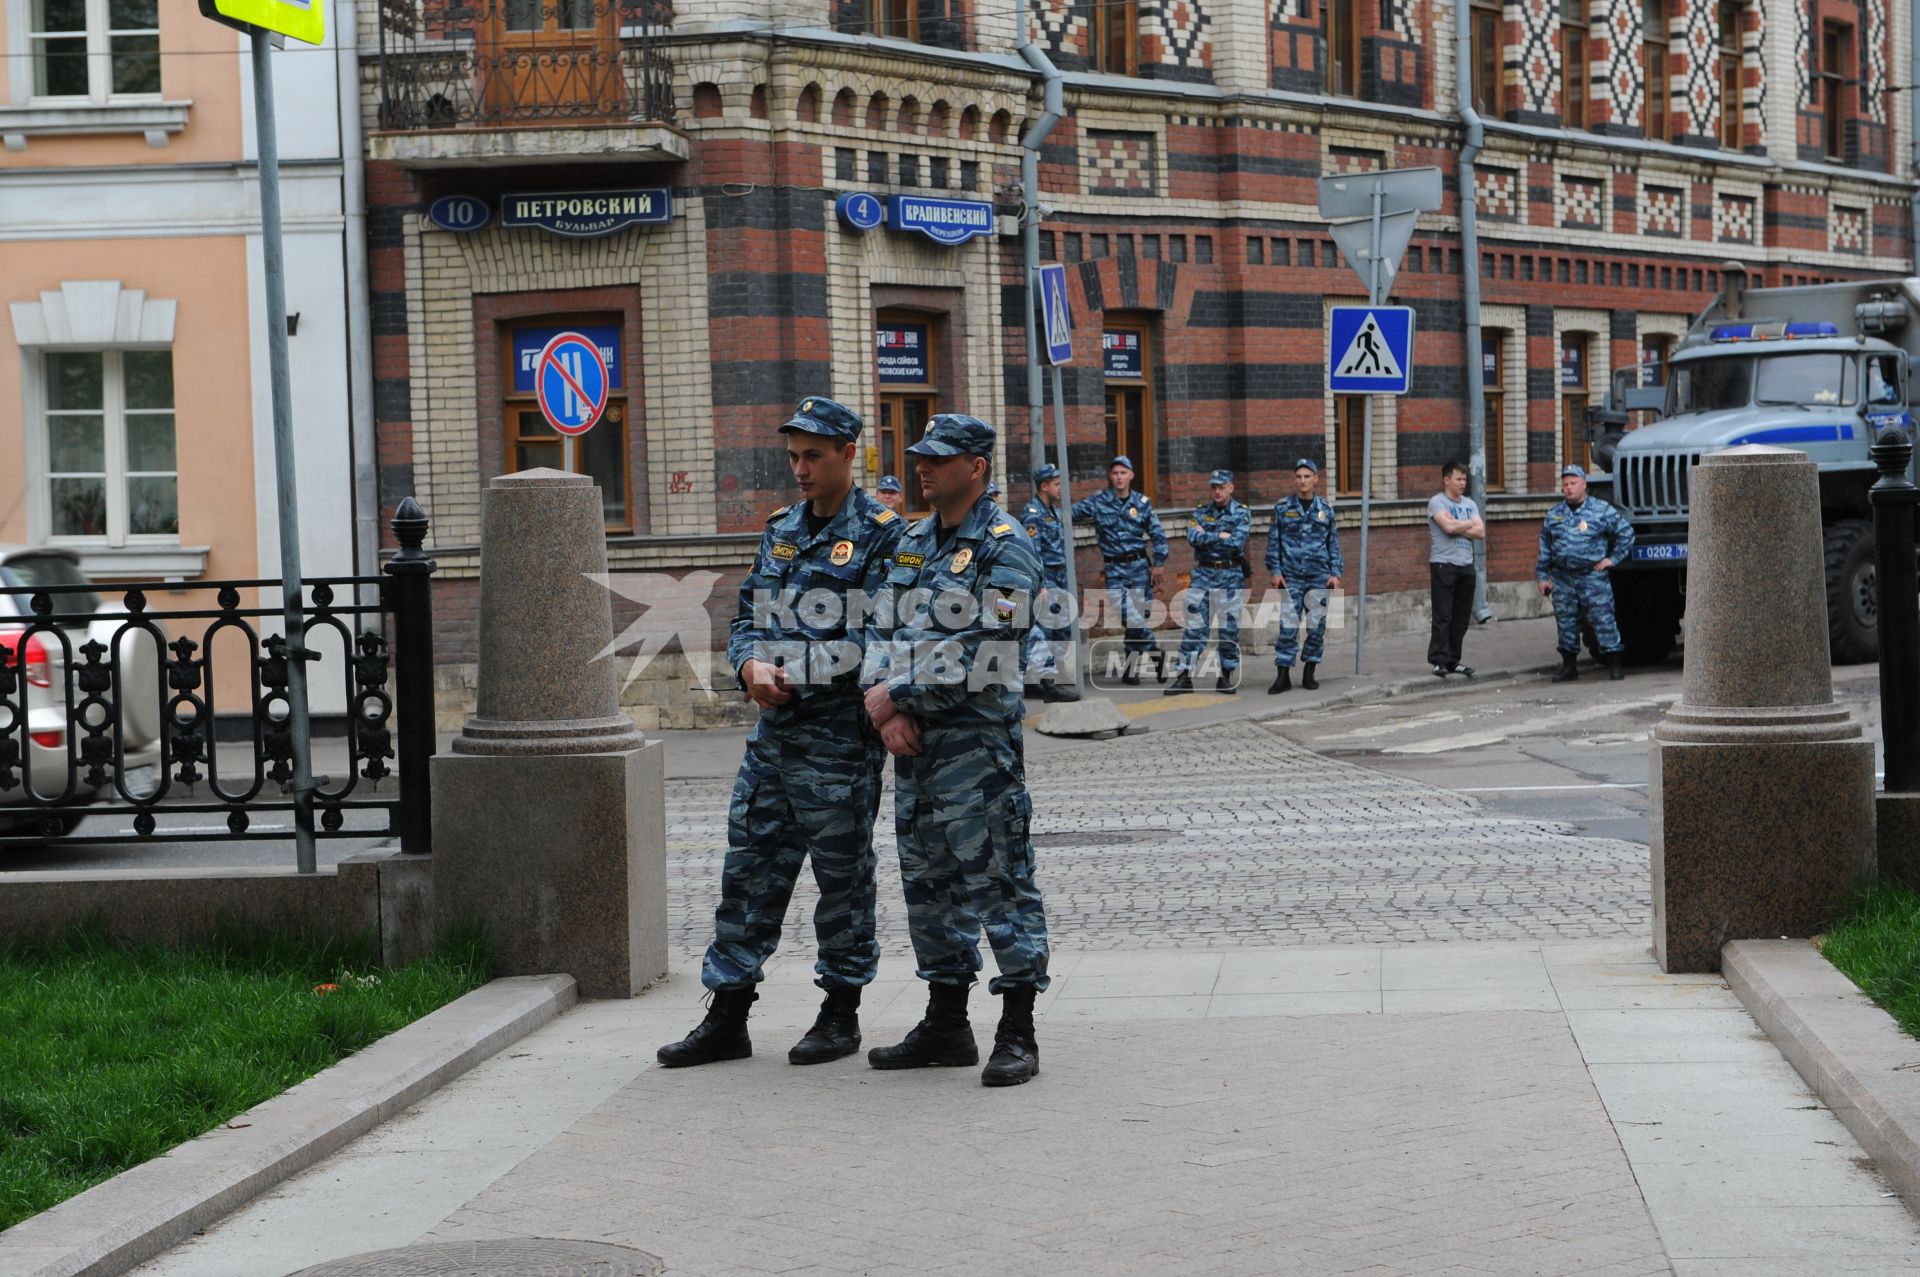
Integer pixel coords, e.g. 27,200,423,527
199,0,324,46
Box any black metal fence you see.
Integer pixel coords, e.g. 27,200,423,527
374,0,675,131
0,501,437,855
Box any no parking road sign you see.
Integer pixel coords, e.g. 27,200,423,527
1327,306,1415,395
536,331,611,436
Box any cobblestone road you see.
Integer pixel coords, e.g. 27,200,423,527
667,719,1650,958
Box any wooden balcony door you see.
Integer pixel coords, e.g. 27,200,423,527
484,0,622,122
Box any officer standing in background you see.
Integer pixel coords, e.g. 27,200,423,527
1021,463,1079,703
863,414,1050,1087
1072,455,1169,684
1537,463,1635,682
875,474,905,513
658,396,905,1070
1266,459,1343,694
1167,469,1251,695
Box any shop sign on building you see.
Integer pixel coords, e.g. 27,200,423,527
877,322,932,383
885,195,994,246
1103,330,1143,378
501,189,672,238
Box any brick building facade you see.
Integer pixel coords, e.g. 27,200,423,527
358,0,1916,723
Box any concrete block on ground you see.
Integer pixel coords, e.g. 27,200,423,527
0,866,377,948
431,743,667,998
339,849,436,968
1034,699,1130,737
1652,739,1874,972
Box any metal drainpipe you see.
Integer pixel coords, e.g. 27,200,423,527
336,0,378,587
1456,0,1493,621
1019,43,1063,479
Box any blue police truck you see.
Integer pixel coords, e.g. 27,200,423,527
1587,264,1916,666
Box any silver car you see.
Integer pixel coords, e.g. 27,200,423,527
0,547,165,837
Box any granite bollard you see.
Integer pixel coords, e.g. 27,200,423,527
1651,446,1874,972
431,469,668,997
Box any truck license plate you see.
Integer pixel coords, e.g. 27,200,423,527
1631,543,1688,562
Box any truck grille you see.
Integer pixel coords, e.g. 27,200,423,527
1616,451,1700,521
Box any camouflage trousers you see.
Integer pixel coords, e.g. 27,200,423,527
1174,567,1246,674
1103,558,1155,656
1549,567,1622,654
1274,577,1332,666
701,734,883,992
893,754,1050,992
1023,569,1072,680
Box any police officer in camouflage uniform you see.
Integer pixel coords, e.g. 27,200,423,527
1266,458,1344,694
1020,463,1079,704
862,414,1050,1088
875,473,905,514
1537,463,1635,682
658,396,906,1070
1072,455,1169,684
1167,469,1251,695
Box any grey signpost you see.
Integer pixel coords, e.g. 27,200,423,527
1317,167,1442,677
250,30,319,875
1037,264,1083,686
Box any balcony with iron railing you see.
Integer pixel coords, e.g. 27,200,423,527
368,0,685,167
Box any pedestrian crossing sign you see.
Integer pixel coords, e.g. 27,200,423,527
1327,305,1415,395
199,0,323,44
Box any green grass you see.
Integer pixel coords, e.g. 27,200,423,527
0,922,490,1231
1821,882,1920,1039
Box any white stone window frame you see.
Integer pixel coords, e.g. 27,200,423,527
22,0,159,104
10,281,208,579
1,0,188,150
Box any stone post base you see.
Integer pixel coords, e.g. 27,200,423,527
1652,737,1875,972
430,741,667,997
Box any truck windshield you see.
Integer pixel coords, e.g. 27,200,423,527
1755,353,1856,407
1667,358,1751,415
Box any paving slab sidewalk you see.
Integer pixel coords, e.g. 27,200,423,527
133,942,1920,1277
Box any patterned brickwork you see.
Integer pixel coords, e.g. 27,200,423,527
1715,193,1757,243
1509,0,1563,123
1560,175,1604,228
1268,0,1325,93
1642,184,1685,236
1675,0,1719,144
1595,0,1642,133
1140,0,1213,79
1477,165,1521,221
1086,129,1159,196
1833,204,1868,253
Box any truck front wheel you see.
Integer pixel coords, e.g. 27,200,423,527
1825,519,1878,665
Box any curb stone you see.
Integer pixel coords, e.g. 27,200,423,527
0,974,578,1277
1724,939,1920,1221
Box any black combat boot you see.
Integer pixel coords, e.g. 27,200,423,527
1164,671,1194,696
1040,678,1081,703
868,981,978,1069
1152,650,1169,683
1216,670,1236,693
1121,657,1142,687
1268,666,1292,695
981,986,1040,1087
1608,652,1625,681
657,987,757,1067
1551,649,1579,683
788,986,862,1065
1301,663,1318,691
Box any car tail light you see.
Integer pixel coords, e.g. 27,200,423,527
0,629,51,688
29,729,62,749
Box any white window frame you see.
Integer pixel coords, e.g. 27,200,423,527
25,0,160,105
42,347,178,548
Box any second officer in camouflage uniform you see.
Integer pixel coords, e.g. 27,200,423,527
863,414,1050,1087
1020,462,1079,703
1168,469,1251,694
1072,455,1169,683
658,396,905,1070
1266,458,1344,694
1537,463,1635,682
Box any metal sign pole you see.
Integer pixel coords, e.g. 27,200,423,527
1049,362,1081,685
564,435,575,476
1355,186,1384,677
251,28,318,875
